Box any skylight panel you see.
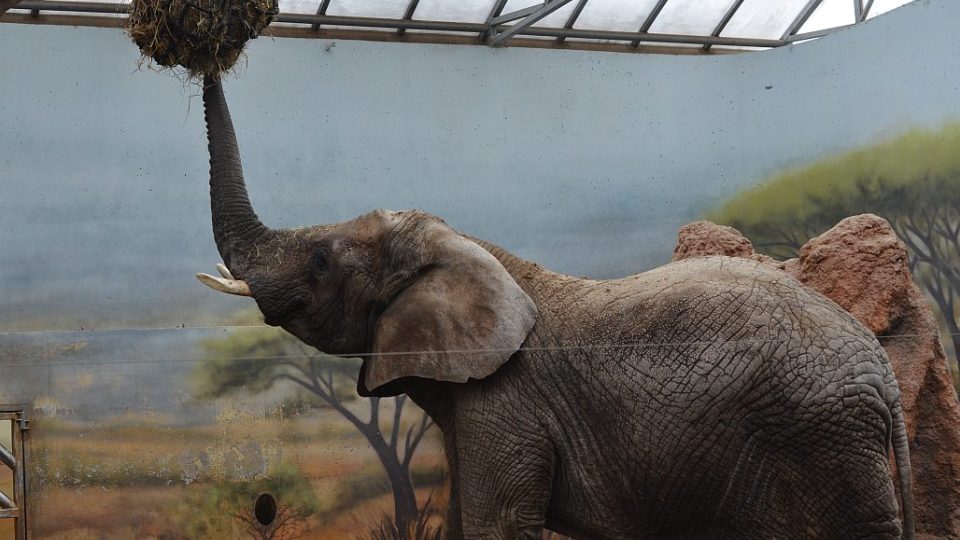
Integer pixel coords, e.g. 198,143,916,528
414,0,491,22
500,0,580,28
649,0,732,36
720,0,801,39
573,0,662,32
799,0,854,34
867,0,915,19
327,0,410,19
279,0,322,15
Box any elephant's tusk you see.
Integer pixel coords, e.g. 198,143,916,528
197,273,253,297
216,262,235,280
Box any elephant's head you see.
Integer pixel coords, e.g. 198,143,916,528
197,76,538,396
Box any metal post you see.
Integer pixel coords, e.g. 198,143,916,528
310,0,331,32
481,0,509,42
703,0,745,52
781,0,825,39
631,0,669,47
397,0,420,36
556,0,588,45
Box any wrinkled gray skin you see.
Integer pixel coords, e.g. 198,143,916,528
199,76,914,539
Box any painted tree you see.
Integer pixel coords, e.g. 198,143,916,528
194,327,435,534
709,125,960,379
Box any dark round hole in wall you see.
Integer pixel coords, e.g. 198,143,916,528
254,493,278,526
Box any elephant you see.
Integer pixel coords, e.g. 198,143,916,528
194,75,915,539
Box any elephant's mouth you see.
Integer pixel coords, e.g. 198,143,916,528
197,263,253,297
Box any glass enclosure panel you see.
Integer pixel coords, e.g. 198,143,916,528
800,0,855,34
649,0,732,36
327,0,410,19
0,328,444,538
720,0,802,38
573,0,660,31
2,1,959,538
414,0,492,22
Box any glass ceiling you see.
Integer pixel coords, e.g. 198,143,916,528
3,0,917,53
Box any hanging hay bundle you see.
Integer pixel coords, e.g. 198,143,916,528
128,0,278,77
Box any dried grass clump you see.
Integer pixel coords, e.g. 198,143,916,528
128,0,277,77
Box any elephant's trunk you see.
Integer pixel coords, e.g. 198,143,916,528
202,75,271,273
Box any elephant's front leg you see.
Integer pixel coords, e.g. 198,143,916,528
450,413,555,539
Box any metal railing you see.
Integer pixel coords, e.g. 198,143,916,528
0,408,29,540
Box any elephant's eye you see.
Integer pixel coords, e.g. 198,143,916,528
311,249,329,274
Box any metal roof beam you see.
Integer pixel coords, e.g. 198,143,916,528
488,0,575,47
482,0,509,41
6,1,791,49
311,0,332,31
853,0,863,22
631,0,669,47
557,0,588,44
781,0,825,39
703,0,745,52
785,23,854,43
861,0,875,21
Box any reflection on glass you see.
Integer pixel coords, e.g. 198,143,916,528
2,328,445,538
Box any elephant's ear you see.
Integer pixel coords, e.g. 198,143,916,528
360,223,537,396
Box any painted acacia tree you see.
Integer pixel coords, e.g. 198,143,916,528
709,124,960,380
194,327,435,533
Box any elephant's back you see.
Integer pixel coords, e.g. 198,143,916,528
623,255,874,344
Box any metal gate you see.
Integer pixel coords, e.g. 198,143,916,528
0,408,28,540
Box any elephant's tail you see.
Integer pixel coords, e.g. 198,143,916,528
890,400,915,540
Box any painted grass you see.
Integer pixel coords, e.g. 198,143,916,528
709,122,960,227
